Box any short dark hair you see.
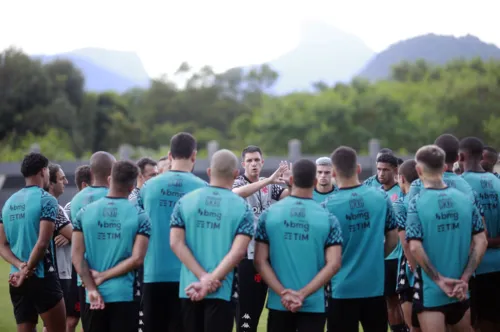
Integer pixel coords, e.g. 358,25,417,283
21,153,49,178
399,160,418,183
48,163,62,184
75,165,91,190
376,154,398,168
379,148,393,155
158,156,168,162
434,134,459,164
459,137,484,159
397,158,404,166
331,146,358,178
136,157,157,174
170,132,197,159
483,146,498,162
292,159,316,188
241,145,262,160
111,161,139,191
416,145,445,174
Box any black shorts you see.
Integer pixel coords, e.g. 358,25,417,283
384,259,398,297
143,282,182,332
413,300,470,326
60,278,80,318
267,309,326,332
9,274,63,324
327,296,388,332
472,271,500,323
83,301,139,332
235,258,268,332
181,298,233,332
78,285,89,323
398,287,414,305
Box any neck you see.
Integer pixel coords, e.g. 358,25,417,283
210,178,234,190
107,189,130,199
92,178,109,187
382,179,396,190
136,179,144,189
316,183,333,193
463,159,484,173
422,175,446,189
48,190,60,199
25,177,42,188
244,172,259,182
171,159,193,172
401,184,411,195
336,176,361,189
291,187,313,199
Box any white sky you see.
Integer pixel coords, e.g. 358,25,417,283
1,0,497,78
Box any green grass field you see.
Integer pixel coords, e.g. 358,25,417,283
0,261,372,332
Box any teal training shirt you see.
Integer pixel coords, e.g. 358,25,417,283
1,186,58,278
383,184,403,260
171,186,254,301
461,171,500,275
363,175,381,188
139,171,207,283
255,196,342,313
70,186,109,286
322,185,397,299
406,188,484,308
312,186,338,205
73,197,151,303
394,194,414,287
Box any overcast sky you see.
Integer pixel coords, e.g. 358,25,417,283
2,0,497,78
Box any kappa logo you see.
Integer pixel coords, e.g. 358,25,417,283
241,323,250,329
242,313,251,320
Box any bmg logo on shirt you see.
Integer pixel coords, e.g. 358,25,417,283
197,208,222,221
97,220,122,231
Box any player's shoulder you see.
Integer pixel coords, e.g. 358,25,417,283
40,189,57,204
411,178,423,188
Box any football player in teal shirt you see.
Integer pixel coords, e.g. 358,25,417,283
406,144,487,332
70,151,115,324
459,137,500,332
254,159,342,332
312,157,338,204
323,146,399,332
394,159,419,330
376,153,406,331
170,149,254,332
363,148,394,188
481,146,500,179
72,161,151,332
1,152,66,332
139,132,208,332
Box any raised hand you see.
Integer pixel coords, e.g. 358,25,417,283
269,162,289,185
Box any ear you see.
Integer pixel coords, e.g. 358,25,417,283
107,175,111,186
289,175,294,187
443,164,449,172
191,150,197,162
356,164,362,174
458,152,465,162
313,178,318,187
168,151,173,161
415,164,424,178
241,161,245,168
207,168,211,178
233,169,239,179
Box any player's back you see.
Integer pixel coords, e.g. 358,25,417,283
171,186,253,301
408,188,478,307
409,172,476,202
139,171,207,283
322,185,395,299
259,196,342,312
462,171,500,274
1,186,58,277
70,186,108,222
75,197,150,303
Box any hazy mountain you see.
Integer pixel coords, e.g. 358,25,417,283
358,34,500,81
34,48,150,93
265,21,375,94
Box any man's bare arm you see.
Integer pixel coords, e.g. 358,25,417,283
254,242,285,295
72,231,98,291
461,232,487,282
233,178,274,198
298,245,341,299
0,224,24,269
384,229,398,257
59,224,73,241
170,228,207,279
27,220,55,272
409,240,440,281
97,235,149,282
210,235,251,281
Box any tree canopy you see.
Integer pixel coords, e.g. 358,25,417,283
1,47,499,161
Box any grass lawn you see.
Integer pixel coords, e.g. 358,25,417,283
0,261,374,331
